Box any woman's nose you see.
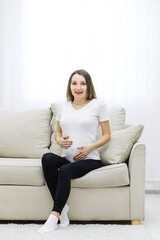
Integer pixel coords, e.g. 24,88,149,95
76,85,81,89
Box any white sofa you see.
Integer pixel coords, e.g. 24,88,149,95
0,104,145,225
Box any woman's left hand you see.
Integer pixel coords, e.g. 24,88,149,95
73,144,93,161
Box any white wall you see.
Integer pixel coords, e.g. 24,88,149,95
0,0,160,189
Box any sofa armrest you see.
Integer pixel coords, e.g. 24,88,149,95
128,141,146,220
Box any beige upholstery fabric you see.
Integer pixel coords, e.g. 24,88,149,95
0,185,130,221
99,124,144,165
71,163,129,188
50,103,59,132
0,104,145,222
129,142,146,220
108,107,126,132
50,103,61,156
0,158,129,188
0,108,52,158
96,107,126,140
0,141,145,221
0,158,44,186
67,187,130,221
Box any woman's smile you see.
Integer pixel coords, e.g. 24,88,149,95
75,91,83,95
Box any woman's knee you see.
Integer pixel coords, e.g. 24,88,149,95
41,153,56,167
58,164,70,177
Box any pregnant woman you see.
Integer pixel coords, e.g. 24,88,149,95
38,69,111,233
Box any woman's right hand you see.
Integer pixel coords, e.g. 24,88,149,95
57,136,72,149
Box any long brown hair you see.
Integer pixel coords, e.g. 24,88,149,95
66,69,97,101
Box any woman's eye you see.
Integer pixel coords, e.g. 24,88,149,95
71,82,86,85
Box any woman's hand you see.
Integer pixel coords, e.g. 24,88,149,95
57,136,72,149
73,144,93,161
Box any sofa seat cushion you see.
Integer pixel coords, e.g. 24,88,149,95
0,158,44,186
0,159,129,188
71,163,129,188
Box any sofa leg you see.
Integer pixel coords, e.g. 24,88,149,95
131,220,141,225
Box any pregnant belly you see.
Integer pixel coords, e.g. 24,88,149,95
62,146,79,162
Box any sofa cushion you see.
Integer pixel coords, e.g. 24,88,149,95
0,108,52,158
0,158,129,188
101,107,126,133
71,163,129,188
0,158,44,186
50,103,126,156
98,124,144,165
50,103,59,133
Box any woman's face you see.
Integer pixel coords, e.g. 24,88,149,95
70,74,87,101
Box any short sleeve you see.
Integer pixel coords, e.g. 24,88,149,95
98,100,109,122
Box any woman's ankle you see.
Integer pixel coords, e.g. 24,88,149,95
51,211,60,219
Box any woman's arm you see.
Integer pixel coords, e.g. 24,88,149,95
55,121,72,149
55,121,62,143
90,120,111,151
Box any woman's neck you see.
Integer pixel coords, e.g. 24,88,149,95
72,98,88,105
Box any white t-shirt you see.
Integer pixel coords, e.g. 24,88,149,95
56,99,109,162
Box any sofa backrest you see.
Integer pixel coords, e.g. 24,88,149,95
0,104,128,160
0,108,52,158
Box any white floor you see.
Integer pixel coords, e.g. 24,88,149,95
143,193,160,240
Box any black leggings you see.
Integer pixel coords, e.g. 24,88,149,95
41,153,104,214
